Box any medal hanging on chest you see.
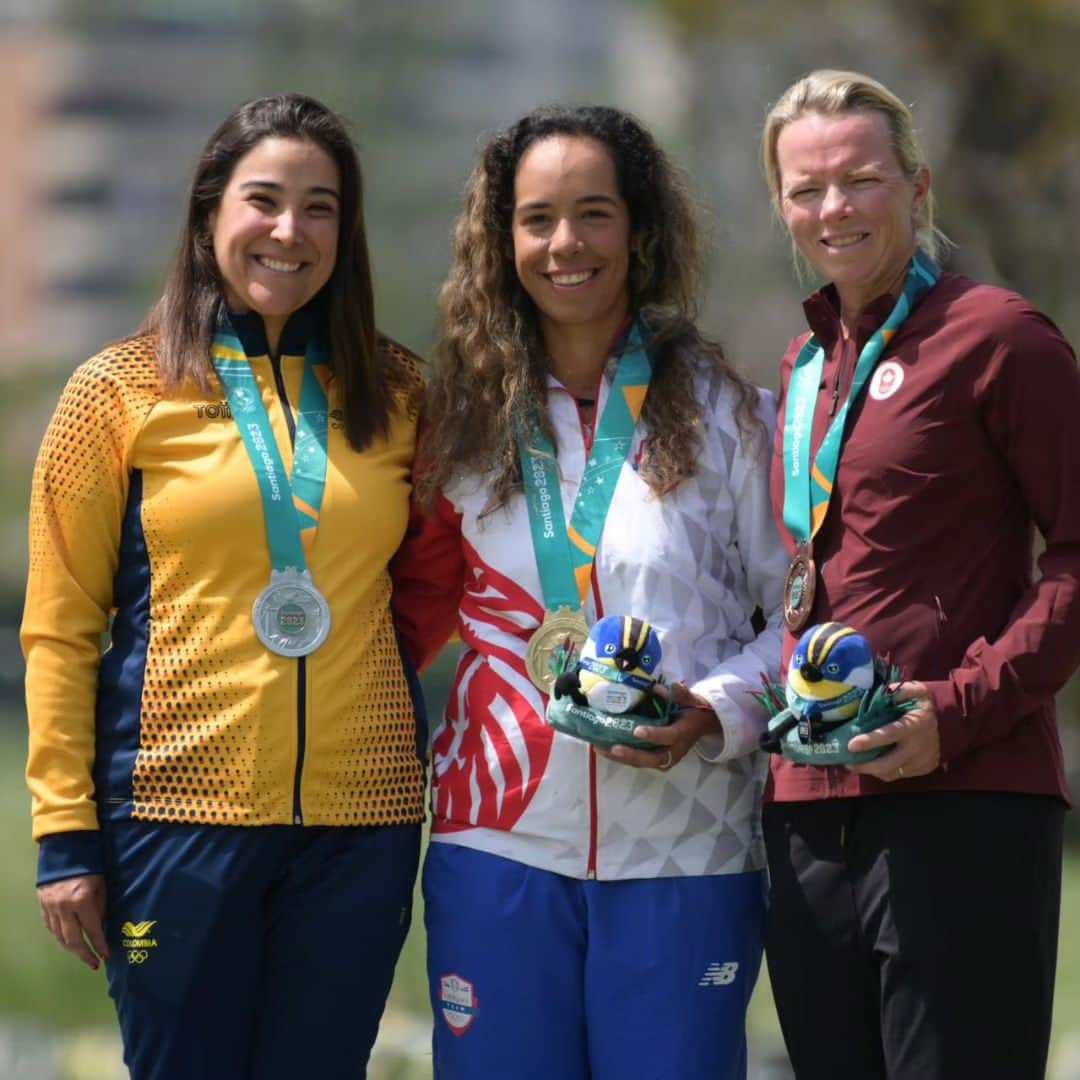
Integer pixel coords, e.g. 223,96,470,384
251,567,331,657
782,540,816,633
518,321,652,693
524,607,592,693
780,251,940,632
213,323,333,657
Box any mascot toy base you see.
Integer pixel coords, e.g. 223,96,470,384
761,704,900,766
546,694,673,750
756,622,915,767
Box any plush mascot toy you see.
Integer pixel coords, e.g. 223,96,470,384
758,622,914,765
561,615,662,713
547,615,674,749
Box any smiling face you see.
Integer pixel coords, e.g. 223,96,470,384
775,109,929,320
211,136,341,350
511,135,631,345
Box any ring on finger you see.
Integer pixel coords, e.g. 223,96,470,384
658,749,674,772
897,765,905,779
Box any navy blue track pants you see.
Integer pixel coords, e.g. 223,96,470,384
101,819,420,1079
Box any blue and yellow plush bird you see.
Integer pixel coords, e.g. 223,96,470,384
554,615,662,714
757,622,913,765
785,622,875,728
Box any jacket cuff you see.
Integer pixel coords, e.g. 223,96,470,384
37,831,105,887
925,678,964,766
693,728,729,763
690,678,764,763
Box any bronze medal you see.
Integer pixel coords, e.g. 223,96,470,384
783,541,816,633
525,607,591,694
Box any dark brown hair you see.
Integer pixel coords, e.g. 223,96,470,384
141,93,403,450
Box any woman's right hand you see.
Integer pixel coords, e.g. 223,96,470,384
38,874,109,970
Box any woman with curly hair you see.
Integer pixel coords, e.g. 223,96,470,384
394,103,787,1079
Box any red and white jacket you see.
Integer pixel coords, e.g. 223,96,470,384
394,357,788,880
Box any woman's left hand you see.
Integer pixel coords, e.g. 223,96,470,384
598,683,721,772
847,681,941,780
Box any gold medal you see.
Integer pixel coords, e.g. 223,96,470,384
783,541,816,633
525,607,591,694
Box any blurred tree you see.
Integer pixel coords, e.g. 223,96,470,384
905,0,1080,313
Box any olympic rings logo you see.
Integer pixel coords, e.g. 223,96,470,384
127,950,149,964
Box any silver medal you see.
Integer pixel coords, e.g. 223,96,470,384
252,567,331,657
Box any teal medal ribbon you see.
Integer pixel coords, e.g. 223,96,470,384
780,250,940,630
518,321,653,692
212,323,333,657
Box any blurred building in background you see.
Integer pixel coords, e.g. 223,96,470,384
0,15,249,363
5,1,1078,381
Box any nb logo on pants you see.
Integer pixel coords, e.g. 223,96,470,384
698,961,739,987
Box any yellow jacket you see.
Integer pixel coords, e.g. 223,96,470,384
23,315,426,881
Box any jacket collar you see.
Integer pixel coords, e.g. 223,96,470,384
803,283,898,351
219,297,327,359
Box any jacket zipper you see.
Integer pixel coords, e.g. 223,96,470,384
577,398,601,878
270,355,307,826
587,560,605,879
829,337,856,417
587,747,599,879
827,337,857,797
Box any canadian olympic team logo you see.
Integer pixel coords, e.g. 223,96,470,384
439,974,478,1036
869,361,904,401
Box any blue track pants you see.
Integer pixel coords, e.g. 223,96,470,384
424,842,766,1079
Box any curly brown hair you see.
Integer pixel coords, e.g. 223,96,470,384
420,104,762,510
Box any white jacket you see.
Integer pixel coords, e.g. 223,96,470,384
425,357,787,880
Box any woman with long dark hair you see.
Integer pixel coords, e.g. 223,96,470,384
23,94,427,1078
396,104,787,1079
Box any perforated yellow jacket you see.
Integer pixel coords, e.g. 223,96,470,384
23,312,427,883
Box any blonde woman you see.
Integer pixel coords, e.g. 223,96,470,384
761,69,1080,1079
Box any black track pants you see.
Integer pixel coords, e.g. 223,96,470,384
763,792,1065,1080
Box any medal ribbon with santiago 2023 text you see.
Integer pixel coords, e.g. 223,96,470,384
211,323,331,575
782,250,940,549
517,320,652,613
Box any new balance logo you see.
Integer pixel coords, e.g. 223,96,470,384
698,961,739,987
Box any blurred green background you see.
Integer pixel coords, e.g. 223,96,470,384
2,1,1079,1077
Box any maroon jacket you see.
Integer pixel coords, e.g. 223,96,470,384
768,272,1080,804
